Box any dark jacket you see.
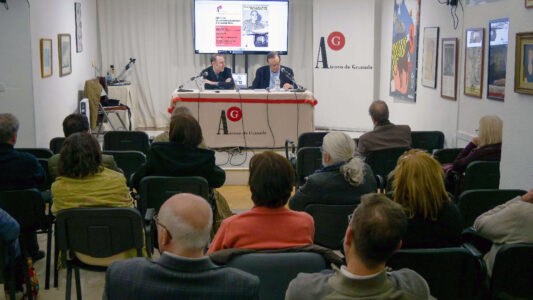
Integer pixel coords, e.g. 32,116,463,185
251,65,297,89
0,143,45,191
104,253,259,300
357,122,411,157
452,142,501,174
202,66,235,90
289,163,377,212
131,142,225,190
401,200,463,249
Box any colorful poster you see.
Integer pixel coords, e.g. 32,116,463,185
487,18,509,101
421,27,439,88
464,28,484,98
390,0,420,102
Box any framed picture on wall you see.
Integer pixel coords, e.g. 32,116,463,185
40,38,52,78
422,27,440,88
75,2,83,53
464,28,485,98
58,34,72,77
487,18,509,101
441,38,458,100
527,0,533,8
515,32,533,95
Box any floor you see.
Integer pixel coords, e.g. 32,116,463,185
1,185,255,300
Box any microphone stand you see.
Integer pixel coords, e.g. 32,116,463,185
178,73,206,92
281,69,306,92
111,58,136,85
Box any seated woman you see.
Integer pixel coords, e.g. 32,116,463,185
207,151,314,253
51,132,135,265
153,106,206,149
289,132,376,211
391,149,462,249
474,189,533,276
131,114,231,232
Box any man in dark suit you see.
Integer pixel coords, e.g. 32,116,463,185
252,51,296,90
202,54,235,90
103,193,259,300
357,100,411,157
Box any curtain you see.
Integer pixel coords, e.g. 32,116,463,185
97,0,313,128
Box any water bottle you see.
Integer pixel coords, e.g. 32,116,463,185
275,76,280,91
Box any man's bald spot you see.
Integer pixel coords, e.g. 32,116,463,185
369,100,389,123
160,193,212,231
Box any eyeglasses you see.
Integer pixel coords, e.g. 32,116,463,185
154,214,173,240
347,213,353,224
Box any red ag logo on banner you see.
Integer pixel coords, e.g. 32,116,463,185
227,106,242,122
327,32,345,51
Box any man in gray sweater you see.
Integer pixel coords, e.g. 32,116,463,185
285,193,433,300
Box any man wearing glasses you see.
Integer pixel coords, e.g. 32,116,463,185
103,194,259,300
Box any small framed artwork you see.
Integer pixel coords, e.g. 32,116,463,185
40,39,52,78
487,18,509,101
464,28,485,98
441,38,458,100
58,34,72,77
75,2,83,53
527,0,533,8
422,27,440,88
515,32,533,95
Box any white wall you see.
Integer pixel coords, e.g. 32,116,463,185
378,0,462,148
0,1,36,147
30,0,98,147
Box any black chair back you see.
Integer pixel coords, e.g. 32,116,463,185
365,147,409,180
49,137,65,154
304,203,357,250
297,132,328,150
295,147,323,187
387,247,485,300
458,189,526,228
37,158,52,191
463,161,500,191
227,252,327,300
0,235,17,300
411,131,444,153
15,148,53,159
103,131,150,154
490,243,533,300
102,150,146,185
55,208,144,262
0,189,47,234
138,176,210,214
433,148,462,164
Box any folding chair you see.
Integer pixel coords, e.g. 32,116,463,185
365,147,410,190
285,132,328,165
102,150,146,186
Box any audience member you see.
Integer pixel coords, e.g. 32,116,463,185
51,132,135,266
103,194,259,300
0,208,25,297
48,113,120,179
289,132,376,211
153,106,206,148
357,100,411,157
0,113,45,261
473,189,533,275
208,151,314,253
391,150,462,248
131,114,231,232
285,193,432,299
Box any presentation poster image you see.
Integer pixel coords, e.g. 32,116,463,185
195,0,288,53
390,0,420,102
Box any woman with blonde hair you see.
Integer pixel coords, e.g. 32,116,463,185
391,149,462,248
452,115,502,174
289,132,376,211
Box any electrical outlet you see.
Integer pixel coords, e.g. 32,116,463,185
0,83,6,93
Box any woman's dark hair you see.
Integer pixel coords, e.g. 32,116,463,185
58,132,102,178
249,151,294,208
169,114,203,147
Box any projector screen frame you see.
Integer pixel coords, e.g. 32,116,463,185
193,0,290,55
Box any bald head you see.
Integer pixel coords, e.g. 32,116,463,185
158,193,213,251
369,100,389,125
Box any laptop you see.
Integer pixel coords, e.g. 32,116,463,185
232,73,248,89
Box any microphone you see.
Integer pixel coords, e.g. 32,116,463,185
179,71,208,91
280,68,306,91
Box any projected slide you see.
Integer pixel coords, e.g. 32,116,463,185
194,0,289,54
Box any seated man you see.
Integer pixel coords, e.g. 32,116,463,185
473,189,533,276
286,193,432,300
252,51,296,90
0,113,45,261
202,54,235,90
357,100,411,157
104,193,259,300
48,113,120,179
